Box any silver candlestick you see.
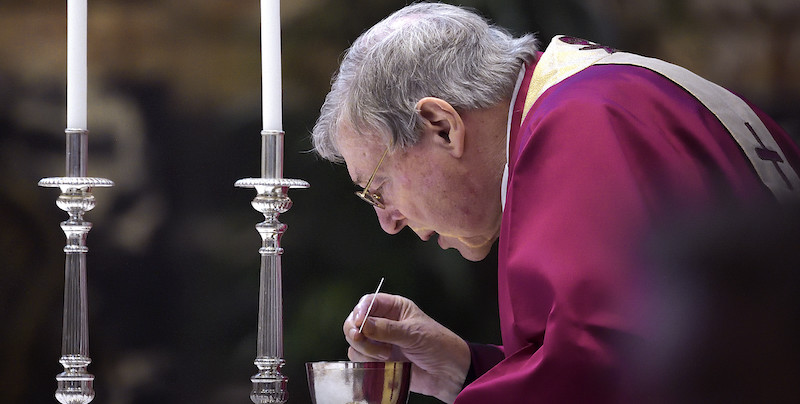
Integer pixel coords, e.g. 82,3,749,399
236,129,308,403
39,128,113,404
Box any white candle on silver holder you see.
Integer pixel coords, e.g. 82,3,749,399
237,3,308,403
40,3,113,404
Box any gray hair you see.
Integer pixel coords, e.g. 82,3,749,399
312,2,539,162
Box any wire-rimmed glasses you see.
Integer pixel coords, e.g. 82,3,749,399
354,145,390,209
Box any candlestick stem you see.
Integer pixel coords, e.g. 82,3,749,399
38,178,113,404
261,130,284,179
41,129,113,404
65,129,88,177
236,130,308,404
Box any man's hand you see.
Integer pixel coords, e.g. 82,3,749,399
343,293,471,404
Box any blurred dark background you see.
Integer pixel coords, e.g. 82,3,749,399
1,0,798,403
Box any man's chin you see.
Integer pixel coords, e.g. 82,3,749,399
439,236,494,262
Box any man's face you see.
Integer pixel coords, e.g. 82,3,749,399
338,128,501,261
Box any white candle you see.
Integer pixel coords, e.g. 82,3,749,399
261,0,282,131
67,0,88,130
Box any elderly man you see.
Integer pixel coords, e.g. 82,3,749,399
311,2,800,403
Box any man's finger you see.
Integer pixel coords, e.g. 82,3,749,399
347,336,392,361
360,293,408,321
361,315,421,350
348,347,382,362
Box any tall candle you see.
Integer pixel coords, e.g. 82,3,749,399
261,0,282,131
67,0,88,130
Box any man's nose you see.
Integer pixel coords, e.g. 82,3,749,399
376,207,406,234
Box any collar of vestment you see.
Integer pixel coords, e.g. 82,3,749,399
502,60,536,209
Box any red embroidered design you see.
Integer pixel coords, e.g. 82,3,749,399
746,122,793,190
560,36,617,54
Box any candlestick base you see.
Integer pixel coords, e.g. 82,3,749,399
55,355,95,404
250,357,289,404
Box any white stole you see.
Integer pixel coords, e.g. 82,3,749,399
508,35,800,203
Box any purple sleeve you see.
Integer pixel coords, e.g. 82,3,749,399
463,343,505,387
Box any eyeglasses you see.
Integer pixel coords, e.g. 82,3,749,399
355,145,390,209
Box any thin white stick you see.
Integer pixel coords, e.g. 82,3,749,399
359,277,385,333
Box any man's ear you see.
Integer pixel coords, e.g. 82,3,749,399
415,97,465,158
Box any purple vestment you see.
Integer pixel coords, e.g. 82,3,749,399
454,37,800,403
